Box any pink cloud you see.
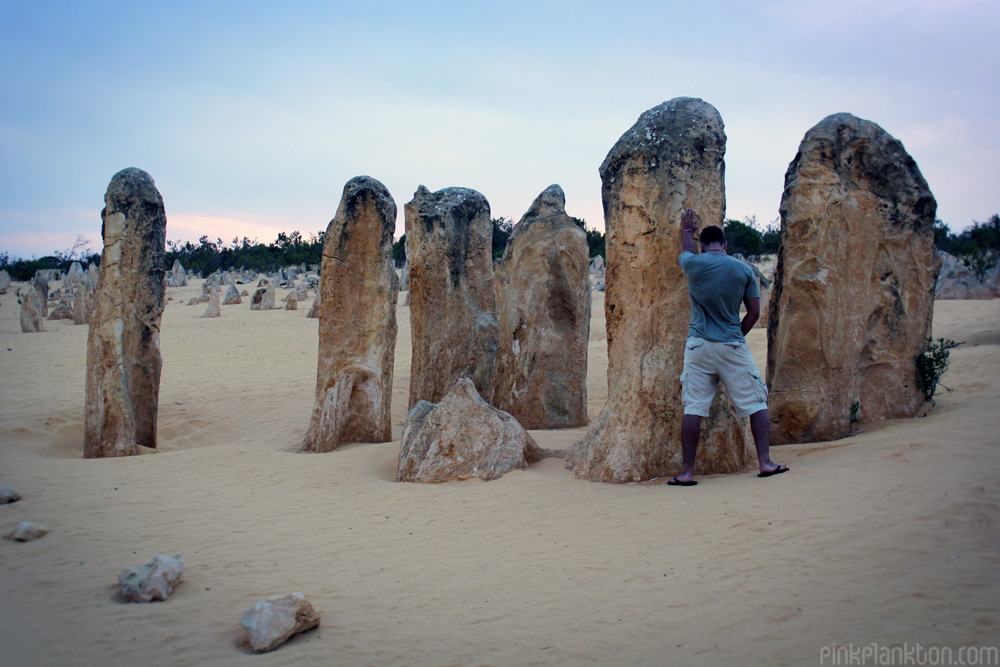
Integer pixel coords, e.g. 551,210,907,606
165,213,318,246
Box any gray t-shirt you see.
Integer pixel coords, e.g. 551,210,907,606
679,251,760,342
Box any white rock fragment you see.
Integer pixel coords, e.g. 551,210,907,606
240,592,320,653
0,484,21,504
118,554,184,602
3,520,48,541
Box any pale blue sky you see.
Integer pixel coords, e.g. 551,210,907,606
2,0,998,257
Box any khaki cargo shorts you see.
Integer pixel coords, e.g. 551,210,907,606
680,337,768,418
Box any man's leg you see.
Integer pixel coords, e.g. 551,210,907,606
749,408,785,475
675,337,715,485
677,414,702,483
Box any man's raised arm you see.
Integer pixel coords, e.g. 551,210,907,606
680,208,699,253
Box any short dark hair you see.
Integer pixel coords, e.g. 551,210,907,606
700,225,726,247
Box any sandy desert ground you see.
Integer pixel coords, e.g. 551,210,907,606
0,278,998,666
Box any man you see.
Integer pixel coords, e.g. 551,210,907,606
668,208,788,486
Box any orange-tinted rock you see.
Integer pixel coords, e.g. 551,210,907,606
301,176,398,452
397,378,551,482
565,98,754,482
490,184,590,429
405,186,497,408
766,113,938,445
84,168,166,458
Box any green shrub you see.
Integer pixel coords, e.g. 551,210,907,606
916,338,958,400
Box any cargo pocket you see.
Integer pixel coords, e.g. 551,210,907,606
685,338,705,351
749,370,768,402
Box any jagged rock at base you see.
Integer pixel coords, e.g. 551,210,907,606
566,97,754,483
589,255,604,274
187,294,209,306
240,592,320,653
222,283,242,305
20,282,44,333
490,184,591,429
294,284,309,302
250,286,275,310
84,168,167,458
301,176,398,452
118,554,184,602
0,269,10,293
166,259,187,287
3,521,48,541
397,378,553,482
0,484,21,504
767,113,938,445
200,285,221,318
406,185,498,408
934,250,997,299
284,290,298,310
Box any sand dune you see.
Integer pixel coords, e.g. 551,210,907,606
1,281,997,665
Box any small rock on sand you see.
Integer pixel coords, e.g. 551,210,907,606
0,484,21,504
3,520,48,541
240,592,320,653
118,553,184,602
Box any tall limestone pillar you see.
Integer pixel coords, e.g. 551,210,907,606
490,184,591,429
766,113,938,444
566,98,754,482
84,168,167,458
406,186,498,409
301,176,399,452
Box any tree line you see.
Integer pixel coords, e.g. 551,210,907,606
3,214,997,282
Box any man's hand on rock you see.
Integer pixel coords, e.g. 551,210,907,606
680,208,699,232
